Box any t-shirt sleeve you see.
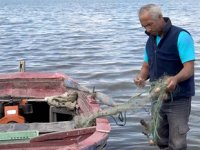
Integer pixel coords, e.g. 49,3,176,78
178,31,195,63
144,49,148,63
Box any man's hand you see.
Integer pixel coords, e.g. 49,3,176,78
165,61,194,92
133,62,149,88
134,75,145,88
166,76,178,92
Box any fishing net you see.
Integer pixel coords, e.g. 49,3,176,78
147,76,169,143
74,76,169,134
46,75,169,144
45,91,78,111
74,92,149,128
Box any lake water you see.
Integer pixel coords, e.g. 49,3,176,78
0,0,200,149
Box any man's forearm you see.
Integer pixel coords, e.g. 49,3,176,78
139,62,149,80
174,61,194,83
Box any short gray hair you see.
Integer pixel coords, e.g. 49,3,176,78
138,4,163,20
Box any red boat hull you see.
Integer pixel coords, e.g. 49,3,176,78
0,72,111,150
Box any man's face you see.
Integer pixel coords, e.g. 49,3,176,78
139,11,161,36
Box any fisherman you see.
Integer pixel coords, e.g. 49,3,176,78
134,4,195,150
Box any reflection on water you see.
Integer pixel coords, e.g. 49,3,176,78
0,0,200,149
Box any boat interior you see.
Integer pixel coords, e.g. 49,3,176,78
0,72,95,135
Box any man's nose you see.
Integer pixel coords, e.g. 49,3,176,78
145,27,151,33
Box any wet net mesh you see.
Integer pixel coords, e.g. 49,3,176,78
46,76,169,143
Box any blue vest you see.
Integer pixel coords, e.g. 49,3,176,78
146,18,195,98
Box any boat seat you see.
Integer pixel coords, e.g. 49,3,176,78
49,106,75,122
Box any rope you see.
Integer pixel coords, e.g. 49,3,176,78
110,112,127,126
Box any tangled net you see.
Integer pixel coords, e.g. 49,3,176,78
46,75,170,144
74,76,169,138
148,76,169,143
45,91,78,111
74,92,147,128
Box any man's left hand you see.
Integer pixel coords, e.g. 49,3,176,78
166,76,178,92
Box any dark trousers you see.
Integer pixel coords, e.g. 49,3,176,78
152,97,191,150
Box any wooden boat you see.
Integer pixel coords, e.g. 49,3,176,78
0,68,111,149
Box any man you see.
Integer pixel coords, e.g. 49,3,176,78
134,4,195,150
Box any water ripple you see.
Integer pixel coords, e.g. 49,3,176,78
0,0,200,149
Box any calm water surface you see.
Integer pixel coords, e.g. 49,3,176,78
0,0,200,149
